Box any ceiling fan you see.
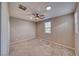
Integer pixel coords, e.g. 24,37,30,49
19,4,45,20
32,12,44,20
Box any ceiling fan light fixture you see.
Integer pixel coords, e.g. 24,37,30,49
30,17,33,19
46,6,52,11
35,17,39,20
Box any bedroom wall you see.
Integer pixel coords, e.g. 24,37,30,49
10,17,36,43
36,13,74,48
1,2,10,56
0,2,1,55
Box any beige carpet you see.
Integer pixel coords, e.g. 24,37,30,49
9,39,75,56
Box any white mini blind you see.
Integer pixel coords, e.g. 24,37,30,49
44,21,51,33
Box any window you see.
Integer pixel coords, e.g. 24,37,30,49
44,21,51,33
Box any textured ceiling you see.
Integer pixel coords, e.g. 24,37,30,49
8,2,77,22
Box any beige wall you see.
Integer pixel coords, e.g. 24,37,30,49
10,17,36,43
1,2,10,56
36,13,74,48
